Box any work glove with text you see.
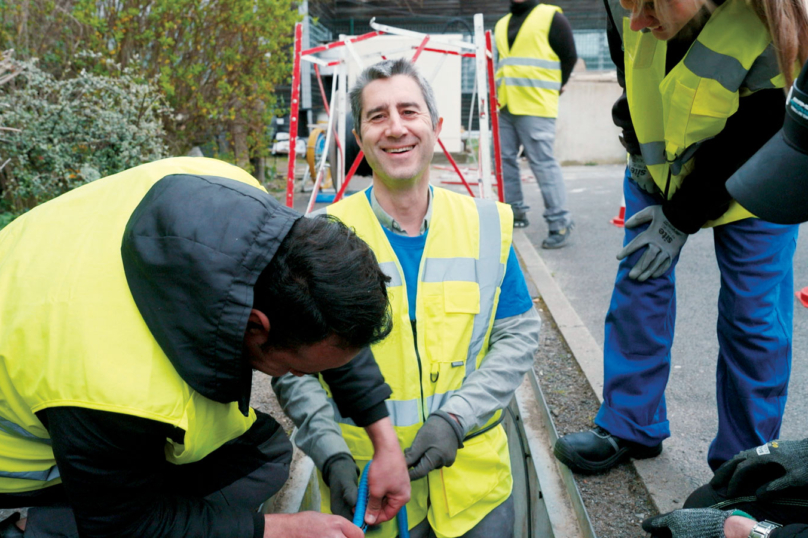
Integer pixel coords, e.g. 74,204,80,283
617,205,687,282
642,509,732,538
404,410,464,481
710,438,808,499
322,453,360,521
628,153,658,195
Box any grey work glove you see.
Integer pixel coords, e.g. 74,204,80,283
628,153,658,194
710,438,808,499
322,453,360,521
642,509,732,538
404,410,464,481
617,205,687,282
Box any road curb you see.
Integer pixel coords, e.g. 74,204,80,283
513,230,692,515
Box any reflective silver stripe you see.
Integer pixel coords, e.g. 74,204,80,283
743,44,779,91
684,41,747,93
0,417,52,446
0,465,60,482
669,141,704,176
466,199,505,378
426,391,457,416
378,261,402,288
328,398,421,428
421,258,476,283
639,141,667,166
497,57,561,70
499,77,562,91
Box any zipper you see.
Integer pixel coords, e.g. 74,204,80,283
710,496,808,510
411,320,427,423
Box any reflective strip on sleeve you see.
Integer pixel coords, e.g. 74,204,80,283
743,44,779,91
0,465,60,482
0,417,52,446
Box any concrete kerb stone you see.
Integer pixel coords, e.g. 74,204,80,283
512,230,692,515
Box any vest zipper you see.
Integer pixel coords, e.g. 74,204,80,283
410,320,428,423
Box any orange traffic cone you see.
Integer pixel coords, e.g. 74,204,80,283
611,195,626,227
796,287,808,308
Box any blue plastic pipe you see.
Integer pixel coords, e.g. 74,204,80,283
352,460,409,537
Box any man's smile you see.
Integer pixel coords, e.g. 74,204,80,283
383,145,415,154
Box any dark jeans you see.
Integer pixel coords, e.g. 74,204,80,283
685,482,808,526
0,412,292,537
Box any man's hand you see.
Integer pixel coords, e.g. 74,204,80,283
628,153,658,194
710,439,808,499
404,411,464,482
642,509,733,538
264,512,363,538
322,453,359,522
617,205,687,281
364,417,410,526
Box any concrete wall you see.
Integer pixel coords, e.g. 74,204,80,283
555,70,625,165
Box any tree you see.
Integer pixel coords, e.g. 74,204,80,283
72,0,301,168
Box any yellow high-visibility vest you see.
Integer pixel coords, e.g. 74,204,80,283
323,187,514,538
623,0,786,227
495,4,563,118
0,158,259,493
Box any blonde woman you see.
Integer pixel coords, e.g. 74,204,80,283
554,0,808,480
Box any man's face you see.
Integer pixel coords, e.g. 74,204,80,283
355,74,442,188
247,334,360,377
622,0,707,41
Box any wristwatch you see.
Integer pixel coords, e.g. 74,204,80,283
749,520,782,538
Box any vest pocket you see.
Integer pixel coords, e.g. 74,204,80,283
430,283,480,363
692,78,738,118
433,427,507,518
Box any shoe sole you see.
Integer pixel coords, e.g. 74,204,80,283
553,440,662,475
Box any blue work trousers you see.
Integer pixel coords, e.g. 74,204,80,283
595,168,799,470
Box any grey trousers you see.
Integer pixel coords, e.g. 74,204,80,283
407,494,515,538
498,107,571,231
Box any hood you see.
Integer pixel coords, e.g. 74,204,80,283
121,173,301,415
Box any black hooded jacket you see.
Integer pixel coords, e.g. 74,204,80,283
32,172,391,537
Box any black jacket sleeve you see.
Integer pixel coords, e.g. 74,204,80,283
320,347,392,427
602,0,640,153
772,524,808,538
662,88,786,233
548,12,578,87
39,407,264,538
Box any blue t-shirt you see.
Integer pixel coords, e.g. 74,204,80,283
370,192,533,321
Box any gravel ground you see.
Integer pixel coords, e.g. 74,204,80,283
533,294,658,538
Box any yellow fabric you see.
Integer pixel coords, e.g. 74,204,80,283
0,157,260,493
324,187,514,538
623,0,784,227
495,4,563,117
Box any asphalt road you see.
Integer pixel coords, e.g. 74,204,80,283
517,164,808,492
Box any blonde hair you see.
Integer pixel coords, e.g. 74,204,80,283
750,0,808,87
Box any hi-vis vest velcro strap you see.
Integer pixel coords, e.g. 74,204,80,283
624,0,784,227
494,4,563,117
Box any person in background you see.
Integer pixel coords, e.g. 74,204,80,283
494,0,577,248
642,57,808,538
0,157,410,538
554,0,808,477
273,58,541,538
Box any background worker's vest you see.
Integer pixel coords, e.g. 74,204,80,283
495,4,563,118
623,0,785,227
0,158,258,493
324,187,514,538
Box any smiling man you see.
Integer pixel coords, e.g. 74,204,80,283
273,58,541,538
0,157,409,538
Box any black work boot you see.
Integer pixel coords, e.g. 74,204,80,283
542,221,574,249
512,206,529,228
553,426,662,474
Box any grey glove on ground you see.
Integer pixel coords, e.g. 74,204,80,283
405,410,464,481
642,509,732,538
323,453,360,521
628,153,658,195
710,438,808,499
618,205,687,281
